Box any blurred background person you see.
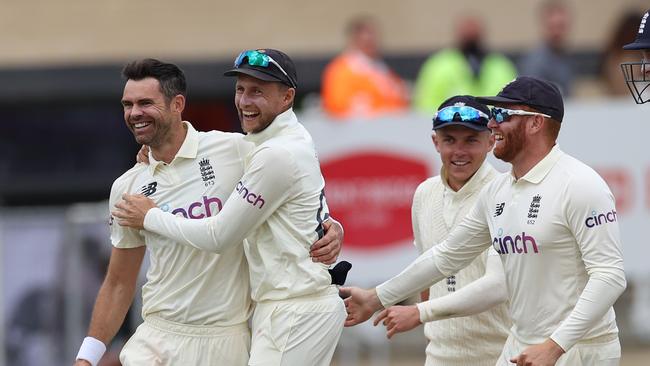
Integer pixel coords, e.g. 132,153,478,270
600,10,644,96
519,0,574,96
321,16,409,120
413,15,517,114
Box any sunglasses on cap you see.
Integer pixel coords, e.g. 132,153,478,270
434,105,489,124
234,50,296,88
490,107,551,124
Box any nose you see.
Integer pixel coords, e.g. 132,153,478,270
487,118,498,129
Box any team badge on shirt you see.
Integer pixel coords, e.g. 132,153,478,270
527,194,542,224
199,158,215,186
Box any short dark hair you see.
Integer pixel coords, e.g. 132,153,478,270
122,58,187,101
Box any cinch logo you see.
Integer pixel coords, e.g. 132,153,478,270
585,210,617,228
160,196,223,219
492,229,539,254
236,181,265,209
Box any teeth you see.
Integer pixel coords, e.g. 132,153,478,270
452,161,469,166
134,122,151,129
494,134,504,141
243,111,258,117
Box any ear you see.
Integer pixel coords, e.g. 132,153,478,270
284,87,296,108
487,131,495,149
528,114,545,135
171,94,186,114
432,132,441,153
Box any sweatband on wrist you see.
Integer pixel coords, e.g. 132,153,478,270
76,336,106,366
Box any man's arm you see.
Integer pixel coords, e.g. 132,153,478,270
373,251,507,338
115,146,294,253
74,246,145,365
341,195,493,326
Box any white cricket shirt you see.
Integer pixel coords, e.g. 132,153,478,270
144,109,333,302
378,145,626,351
412,161,510,365
109,122,253,326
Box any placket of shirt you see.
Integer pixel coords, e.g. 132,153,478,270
153,160,181,186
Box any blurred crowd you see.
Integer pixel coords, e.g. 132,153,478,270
318,1,645,120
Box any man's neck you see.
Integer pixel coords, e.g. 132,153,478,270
151,122,188,164
511,143,554,180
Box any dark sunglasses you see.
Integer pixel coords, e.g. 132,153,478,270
233,50,296,88
490,107,551,123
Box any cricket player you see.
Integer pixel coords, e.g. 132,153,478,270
342,77,626,366
620,8,650,104
74,58,342,366
113,49,346,366
375,95,511,365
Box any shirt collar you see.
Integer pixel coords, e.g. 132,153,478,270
441,159,495,198
148,121,198,175
513,144,564,184
244,108,297,145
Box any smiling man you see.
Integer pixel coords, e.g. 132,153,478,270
374,95,511,365
113,50,346,366
74,58,343,366
342,77,627,366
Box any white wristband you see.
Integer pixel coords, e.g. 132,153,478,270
76,337,106,366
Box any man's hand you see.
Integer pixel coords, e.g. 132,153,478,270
510,338,565,366
73,360,91,366
339,287,383,327
112,194,157,229
136,145,150,164
373,305,421,339
310,218,343,265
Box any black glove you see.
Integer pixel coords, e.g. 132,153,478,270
328,261,352,286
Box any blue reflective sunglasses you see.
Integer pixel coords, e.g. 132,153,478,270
434,105,489,124
234,50,296,88
490,107,551,123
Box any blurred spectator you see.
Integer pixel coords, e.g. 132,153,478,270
413,15,516,114
519,1,574,96
601,10,644,96
321,16,409,119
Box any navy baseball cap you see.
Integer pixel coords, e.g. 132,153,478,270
623,10,650,50
224,49,298,88
476,76,564,122
433,95,491,131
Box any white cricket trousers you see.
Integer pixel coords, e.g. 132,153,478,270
248,286,346,366
120,315,251,366
496,333,620,366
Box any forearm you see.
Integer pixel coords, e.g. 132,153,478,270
376,248,446,308
550,270,626,351
86,278,137,344
417,265,507,322
144,208,238,253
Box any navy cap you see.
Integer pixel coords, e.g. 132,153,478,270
476,76,564,122
433,95,490,131
224,49,298,88
623,10,650,50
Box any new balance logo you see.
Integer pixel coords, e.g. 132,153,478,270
140,182,157,197
494,202,505,217
199,158,215,186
